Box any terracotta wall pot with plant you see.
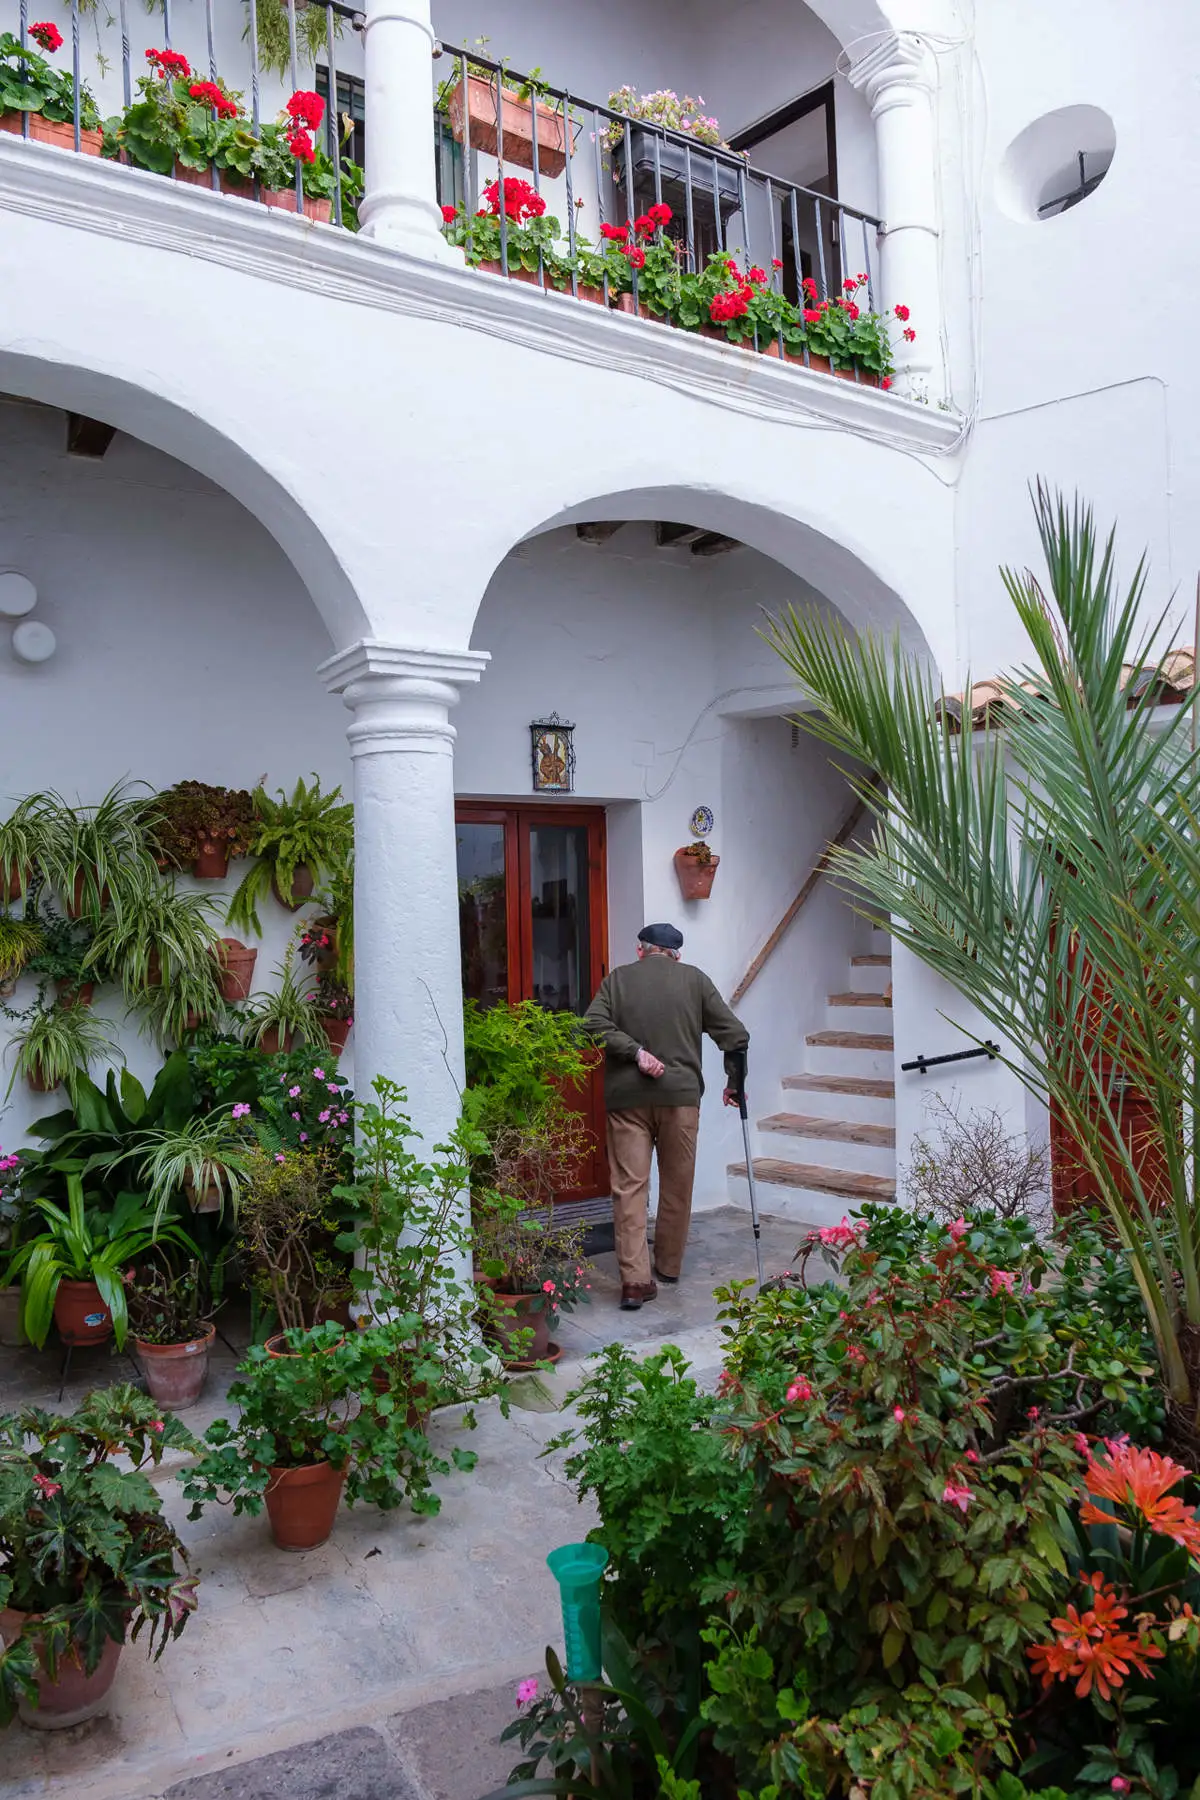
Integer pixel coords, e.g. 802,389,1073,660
216,937,258,1002
446,72,571,176
54,978,94,1008
674,843,719,900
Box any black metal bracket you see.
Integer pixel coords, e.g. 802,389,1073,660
901,1042,999,1076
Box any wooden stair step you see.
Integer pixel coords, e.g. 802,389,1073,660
759,1113,896,1148
850,953,892,966
806,1029,894,1051
828,991,891,1007
784,1073,895,1098
729,1160,897,1201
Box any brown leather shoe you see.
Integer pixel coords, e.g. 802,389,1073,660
620,1282,658,1312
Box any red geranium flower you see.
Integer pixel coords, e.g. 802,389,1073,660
188,81,237,119
803,308,822,325
147,47,191,78
747,265,767,285
880,376,892,390
286,88,325,131
771,257,783,269
29,20,62,52
647,201,672,226
286,126,316,164
903,326,916,342
441,203,457,223
802,276,818,298
894,303,910,320
632,213,656,237
622,244,646,269
481,175,546,222
599,222,628,241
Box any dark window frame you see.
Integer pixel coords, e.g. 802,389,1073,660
728,79,839,202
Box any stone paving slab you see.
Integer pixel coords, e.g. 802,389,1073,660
162,1725,417,1799
0,1209,825,1800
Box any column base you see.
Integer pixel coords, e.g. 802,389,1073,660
358,192,465,266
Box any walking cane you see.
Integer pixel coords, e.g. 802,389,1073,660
731,1049,765,1288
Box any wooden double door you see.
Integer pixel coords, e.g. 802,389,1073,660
455,804,609,1199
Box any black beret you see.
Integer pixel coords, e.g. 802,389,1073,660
638,922,683,950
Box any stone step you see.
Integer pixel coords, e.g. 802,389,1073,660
849,953,892,992
826,999,893,1034
759,1112,895,1176
827,990,892,1007
781,1071,895,1123
805,1029,894,1079
728,1159,897,1228
850,954,892,966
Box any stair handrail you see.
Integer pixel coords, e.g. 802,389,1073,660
730,784,878,1005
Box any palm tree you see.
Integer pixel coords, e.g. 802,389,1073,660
766,484,1200,1449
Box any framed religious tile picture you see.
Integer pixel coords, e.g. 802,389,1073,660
530,714,576,794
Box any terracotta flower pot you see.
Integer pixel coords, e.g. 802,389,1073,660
65,870,110,919
264,1460,346,1550
273,863,315,910
133,1323,215,1409
319,1014,352,1057
257,1024,297,1055
447,73,572,177
26,1060,60,1094
0,1611,123,1730
193,841,230,880
4,863,29,901
54,1277,112,1347
616,292,656,320
0,113,104,157
55,979,94,1008
0,1284,27,1347
216,936,258,1001
673,847,719,901
183,1169,223,1214
833,363,879,387
486,1291,552,1367
258,186,333,224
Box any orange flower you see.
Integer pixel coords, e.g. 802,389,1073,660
1081,1443,1200,1557
1028,1572,1164,1700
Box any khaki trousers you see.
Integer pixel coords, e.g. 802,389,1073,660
606,1106,700,1287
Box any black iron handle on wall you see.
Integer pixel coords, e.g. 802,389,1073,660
901,1043,999,1076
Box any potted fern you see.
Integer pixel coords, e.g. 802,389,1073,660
228,775,353,932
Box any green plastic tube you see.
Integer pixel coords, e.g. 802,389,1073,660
546,1541,609,1681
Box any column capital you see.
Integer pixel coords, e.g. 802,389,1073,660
318,640,490,757
846,32,937,112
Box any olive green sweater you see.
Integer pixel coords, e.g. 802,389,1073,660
584,956,749,1111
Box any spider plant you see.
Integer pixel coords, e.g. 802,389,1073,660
767,483,1200,1449
36,781,161,922
5,1000,117,1098
241,947,324,1050
3,1174,198,1349
131,971,227,1049
0,794,52,902
0,915,43,985
88,865,223,1003
227,774,354,936
136,1109,254,1229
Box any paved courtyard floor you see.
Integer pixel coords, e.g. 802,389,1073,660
1,1207,822,1800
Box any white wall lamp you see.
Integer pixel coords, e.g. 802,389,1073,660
0,573,57,664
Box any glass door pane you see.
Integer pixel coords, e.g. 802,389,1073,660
527,824,591,1015
456,821,509,1007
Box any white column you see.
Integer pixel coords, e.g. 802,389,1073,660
848,34,943,401
357,0,462,262
319,641,489,1153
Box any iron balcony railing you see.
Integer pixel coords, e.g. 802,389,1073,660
433,40,886,373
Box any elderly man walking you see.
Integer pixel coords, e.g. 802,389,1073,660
584,923,749,1310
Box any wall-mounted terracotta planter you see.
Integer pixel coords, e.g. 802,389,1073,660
193,841,230,880
273,863,315,910
447,74,572,177
264,1460,346,1550
257,1025,297,1055
55,979,95,1008
674,848,719,901
183,1168,223,1214
216,937,258,1001
319,1015,352,1057
0,112,103,156
26,1061,59,1094
134,1323,215,1409
53,1277,112,1346
4,863,29,902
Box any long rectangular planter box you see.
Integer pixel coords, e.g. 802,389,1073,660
611,128,742,217
447,74,572,178
0,111,102,155
172,161,332,222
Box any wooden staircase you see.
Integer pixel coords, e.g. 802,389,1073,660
729,927,897,1225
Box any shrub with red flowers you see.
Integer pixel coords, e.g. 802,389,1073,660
0,28,100,131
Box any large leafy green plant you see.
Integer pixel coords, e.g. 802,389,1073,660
3,1174,198,1348
182,1321,482,1523
21,1055,198,1209
766,486,1200,1446
0,31,100,129
0,1386,198,1728
463,998,590,1138
227,776,353,935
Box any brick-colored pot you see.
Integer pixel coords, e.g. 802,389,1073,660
54,1277,112,1346
447,74,571,177
0,113,103,156
319,1015,352,1057
0,1610,123,1729
216,937,258,1001
193,841,230,879
133,1323,215,1409
264,1460,346,1550
673,847,719,901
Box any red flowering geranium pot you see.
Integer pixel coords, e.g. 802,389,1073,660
0,25,104,156
445,72,572,177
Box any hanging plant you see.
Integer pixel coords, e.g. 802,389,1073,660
247,0,343,79
227,776,353,936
